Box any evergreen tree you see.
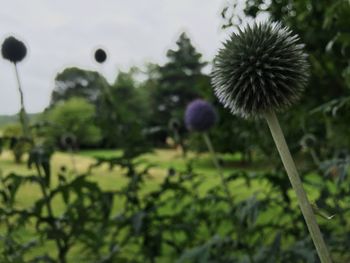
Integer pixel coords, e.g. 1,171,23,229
96,69,151,155
151,33,210,130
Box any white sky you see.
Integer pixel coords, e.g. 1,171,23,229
0,0,233,115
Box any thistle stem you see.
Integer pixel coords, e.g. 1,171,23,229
264,110,332,263
35,164,67,263
14,64,31,139
203,132,233,203
174,129,187,158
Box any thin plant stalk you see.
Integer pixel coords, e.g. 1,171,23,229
14,63,31,139
202,132,233,203
174,129,187,158
68,148,77,173
35,164,67,263
264,110,332,263
203,133,256,262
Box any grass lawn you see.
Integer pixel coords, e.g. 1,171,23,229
0,148,261,206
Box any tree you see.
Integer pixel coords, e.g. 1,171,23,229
50,67,108,107
96,68,151,155
150,33,210,130
46,97,101,147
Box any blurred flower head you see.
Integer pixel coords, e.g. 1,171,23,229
60,134,77,150
94,48,107,63
1,36,27,63
211,21,309,118
168,118,180,131
185,99,217,132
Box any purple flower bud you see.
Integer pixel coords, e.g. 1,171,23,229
185,99,217,132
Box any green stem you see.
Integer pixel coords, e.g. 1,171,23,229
264,111,332,263
14,64,31,139
203,133,233,204
174,129,187,158
68,147,77,173
203,133,255,262
35,164,67,263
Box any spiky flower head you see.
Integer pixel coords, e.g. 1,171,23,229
1,36,27,63
185,99,217,132
211,22,309,118
94,48,107,63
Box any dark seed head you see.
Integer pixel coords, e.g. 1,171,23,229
94,48,107,63
168,118,180,131
185,99,217,132
1,36,27,63
211,22,309,118
61,134,77,149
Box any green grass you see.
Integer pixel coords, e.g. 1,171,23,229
0,148,285,218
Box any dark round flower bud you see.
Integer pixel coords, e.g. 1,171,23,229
1,36,27,63
60,134,77,149
211,22,309,118
94,48,107,63
168,167,176,176
185,99,217,132
168,118,180,131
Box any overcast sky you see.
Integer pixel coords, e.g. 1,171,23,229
0,0,234,115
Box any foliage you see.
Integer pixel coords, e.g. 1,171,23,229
45,97,101,147
50,67,107,107
1,123,31,163
149,33,210,135
1,147,350,262
95,69,152,158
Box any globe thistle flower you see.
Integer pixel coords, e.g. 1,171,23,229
1,36,31,139
185,99,232,203
211,22,309,118
1,36,27,63
94,48,107,63
185,99,217,132
211,21,332,262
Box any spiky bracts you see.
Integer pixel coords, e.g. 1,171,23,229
94,48,107,63
185,99,217,132
1,36,27,63
211,22,309,118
